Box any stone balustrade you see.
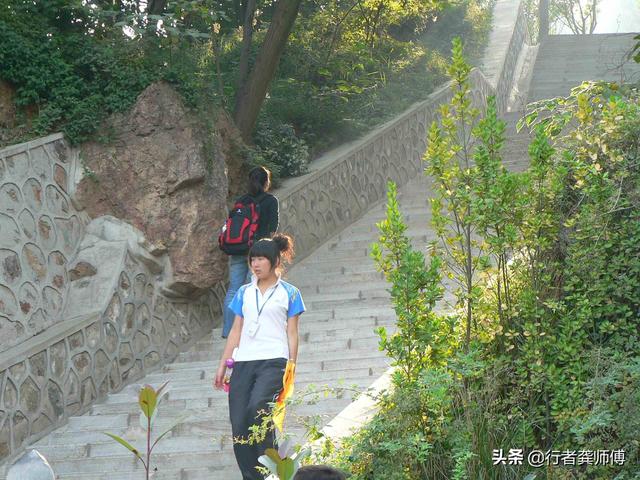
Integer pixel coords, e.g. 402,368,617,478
0,135,225,463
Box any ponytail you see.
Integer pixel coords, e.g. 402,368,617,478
271,233,294,264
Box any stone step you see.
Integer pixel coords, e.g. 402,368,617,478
49,450,237,477
293,277,389,294
58,466,243,480
182,466,244,480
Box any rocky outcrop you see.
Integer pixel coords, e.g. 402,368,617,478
75,82,231,297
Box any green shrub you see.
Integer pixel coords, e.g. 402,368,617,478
332,46,640,480
253,120,310,178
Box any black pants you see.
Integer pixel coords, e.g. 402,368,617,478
229,358,287,480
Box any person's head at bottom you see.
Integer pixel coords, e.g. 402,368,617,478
293,465,347,480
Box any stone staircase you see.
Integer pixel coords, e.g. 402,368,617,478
0,117,532,479
528,33,640,102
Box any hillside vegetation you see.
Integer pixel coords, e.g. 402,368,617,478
0,0,492,181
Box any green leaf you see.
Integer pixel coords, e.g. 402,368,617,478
139,385,158,419
258,454,278,473
265,448,282,464
277,457,295,480
103,432,141,459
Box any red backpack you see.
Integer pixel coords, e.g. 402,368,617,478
218,194,265,255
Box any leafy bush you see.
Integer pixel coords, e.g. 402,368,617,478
254,120,310,178
328,44,640,480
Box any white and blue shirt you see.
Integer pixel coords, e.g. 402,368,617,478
229,277,305,361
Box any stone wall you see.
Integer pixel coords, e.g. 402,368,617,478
275,1,528,262
0,135,225,463
0,134,85,353
480,0,530,112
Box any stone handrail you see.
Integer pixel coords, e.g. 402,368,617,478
275,73,488,261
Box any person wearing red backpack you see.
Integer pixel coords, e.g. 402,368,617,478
220,166,279,338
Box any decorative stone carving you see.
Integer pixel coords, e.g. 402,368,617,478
18,209,37,242
3,379,17,409
85,322,101,349
22,244,46,284
0,416,9,458
45,380,64,421
72,352,91,379
18,283,38,317
19,378,40,415
49,341,66,379
120,303,135,338
64,370,79,403
22,179,43,213
4,154,29,182
0,184,23,216
0,213,21,248
28,353,46,381
103,322,118,354
80,378,95,407
68,261,96,282
0,250,21,286
68,331,83,351
11,411,29,449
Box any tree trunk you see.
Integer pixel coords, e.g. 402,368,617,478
233,0,303,142
538,0,549,41
236,0,257,97
147,0,167,15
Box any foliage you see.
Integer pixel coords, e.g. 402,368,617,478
370,181,455,383
523,0,601,40
334,42,640,480
1,0,493,183
549,0,599,34
258,438,311,480
104,382,189,479
254,120,310,177
0,0,157,144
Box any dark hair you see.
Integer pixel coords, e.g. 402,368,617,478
248,233,294,273
293,465,347,480
248,166,271,196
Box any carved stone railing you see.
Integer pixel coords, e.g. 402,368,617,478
0,135,224,463
276,0,528,262
482,0,530,112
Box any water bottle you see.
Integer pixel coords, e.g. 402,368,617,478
223,357,234,393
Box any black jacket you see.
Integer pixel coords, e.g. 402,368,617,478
254,192,279,241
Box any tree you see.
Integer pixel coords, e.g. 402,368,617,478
233,0,303,142
551,0,599,34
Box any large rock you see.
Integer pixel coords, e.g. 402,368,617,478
75,82,231,297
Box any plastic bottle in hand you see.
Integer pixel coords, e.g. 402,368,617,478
223,358,234,393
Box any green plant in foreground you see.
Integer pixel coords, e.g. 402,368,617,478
104,382,189,480
258,437,311,480
370,181,455,385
